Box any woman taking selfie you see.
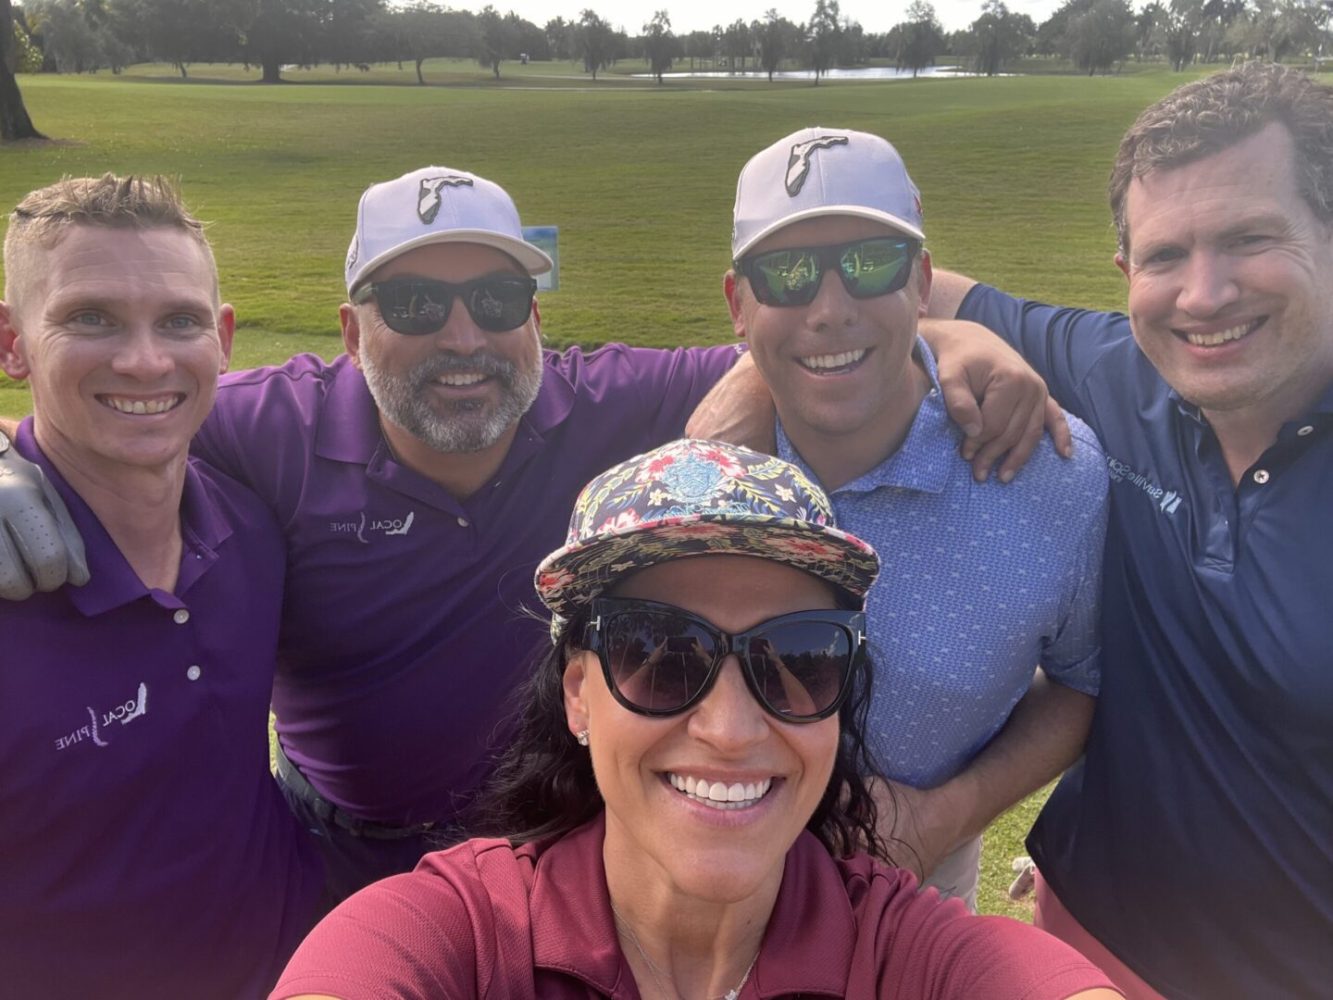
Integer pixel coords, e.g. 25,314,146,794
274,440,1119,1000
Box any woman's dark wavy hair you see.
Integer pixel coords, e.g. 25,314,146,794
474,593,896,866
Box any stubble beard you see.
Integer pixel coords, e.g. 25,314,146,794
361,347,543,454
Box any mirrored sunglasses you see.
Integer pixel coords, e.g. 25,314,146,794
735,236,920,308
351,274,537,335
583,597,865,723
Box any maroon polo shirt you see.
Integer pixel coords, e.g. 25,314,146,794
192,345,741,826
273,813,1117,998
0,421,323,999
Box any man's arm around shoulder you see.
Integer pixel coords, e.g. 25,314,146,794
925,269,979,320
0,418,91,597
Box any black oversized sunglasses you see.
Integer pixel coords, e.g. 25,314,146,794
734,236,920,308
351,274,537,335
583,597,866,723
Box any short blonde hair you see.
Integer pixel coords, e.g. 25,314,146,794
3,174,219,313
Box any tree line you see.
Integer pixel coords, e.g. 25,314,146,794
4,0,1331,140
8,0,1333,84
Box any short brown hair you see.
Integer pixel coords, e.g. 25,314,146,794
1109,63,1333,255
3,174,217,312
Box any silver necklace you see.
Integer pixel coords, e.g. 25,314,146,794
610,901,759,1000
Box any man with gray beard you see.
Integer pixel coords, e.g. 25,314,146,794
358,346,542,456
177,165,745,900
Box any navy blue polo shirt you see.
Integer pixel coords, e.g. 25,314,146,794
960,284,1333,999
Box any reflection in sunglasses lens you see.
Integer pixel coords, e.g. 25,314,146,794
605,609,850,719
751,622,847,717
746,237,916,307
608,614,706,712
370,276,535,335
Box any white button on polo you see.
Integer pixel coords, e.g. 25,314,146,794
173,609,190,625
187,665,202,681
1297,425,1314,437
1252,469,1270,485
457,517,469,528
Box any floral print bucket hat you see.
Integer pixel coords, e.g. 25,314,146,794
535,439,879,624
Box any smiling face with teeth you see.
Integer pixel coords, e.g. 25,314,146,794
342,241,543,464
0,224,233,480
1116,123,1333,431
563,555,841,908
726,215,932,489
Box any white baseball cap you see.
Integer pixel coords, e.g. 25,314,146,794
344,165,553,295
731,127,925,260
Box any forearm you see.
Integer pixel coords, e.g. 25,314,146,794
873,671,1093,881
683,351,776,453
924,269,978,320
936,671,1094,842
0,417,17,437
915,316,1072,477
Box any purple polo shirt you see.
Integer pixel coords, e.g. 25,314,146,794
191,345,740,824
0,422,323,999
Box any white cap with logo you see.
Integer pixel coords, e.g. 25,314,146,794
731,127,925,260
344,165,553,296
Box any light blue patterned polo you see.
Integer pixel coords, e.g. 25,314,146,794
777,338,1108,788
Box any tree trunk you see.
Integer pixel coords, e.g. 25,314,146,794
0,0,42,140
261,55,283,83
176,61,188,79
0,67,40,139
415,58,425,85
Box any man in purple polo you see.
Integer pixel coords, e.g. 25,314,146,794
0,175,323,997
0,165,1058,904
156,165,748,901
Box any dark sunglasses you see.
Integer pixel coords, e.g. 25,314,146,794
351,274,537,335
734,236,920,308
583,597,866,723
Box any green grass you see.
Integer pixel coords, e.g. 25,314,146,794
977,786,1048,920
1,64,1200,418
2,65,1182,914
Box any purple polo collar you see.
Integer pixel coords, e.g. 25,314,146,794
16,418,231,615
528,812,853,996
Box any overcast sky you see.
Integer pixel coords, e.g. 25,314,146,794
455,0,1069,38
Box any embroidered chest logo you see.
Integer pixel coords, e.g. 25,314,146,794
785,135,849,195
418,175,473,223
1106,455,1183,515
327,510,417,543
53,682,149,752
